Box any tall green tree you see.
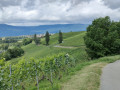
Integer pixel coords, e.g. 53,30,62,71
84,16,120,59
34,34,37,43
45,31,50,45
58,30,63,43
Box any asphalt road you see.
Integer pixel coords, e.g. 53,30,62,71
100,60,120,90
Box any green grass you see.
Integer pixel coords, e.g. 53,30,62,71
61,55,120,90
60,31,86,47
62,62,107,90
22,44,73,60
41,31,85,45
9,44,73,64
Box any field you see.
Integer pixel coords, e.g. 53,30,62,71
60,31,86,47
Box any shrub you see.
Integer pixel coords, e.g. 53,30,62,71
23,38,32,45
1,47,24,61
0,44,9,51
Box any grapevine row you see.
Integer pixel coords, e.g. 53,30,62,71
0,53,75,89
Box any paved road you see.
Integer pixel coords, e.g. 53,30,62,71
100,60,120,90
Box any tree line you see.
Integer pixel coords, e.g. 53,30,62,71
34,30,63,45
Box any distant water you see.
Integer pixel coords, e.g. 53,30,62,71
0,24,89,37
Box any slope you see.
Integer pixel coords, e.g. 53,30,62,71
8,31,87,64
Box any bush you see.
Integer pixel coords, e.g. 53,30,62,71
1,47,24,61
15,42,23,47
23,38,32,45
84,16,120,59
0,44,9,51
35,38,41,45
2,52,11,60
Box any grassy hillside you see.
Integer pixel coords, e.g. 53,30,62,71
60,31,86,47
41,31,85,45
4,31,89,90
9,31,87,64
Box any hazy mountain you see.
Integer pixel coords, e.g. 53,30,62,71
0,24,89,37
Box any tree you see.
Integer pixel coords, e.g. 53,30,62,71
34,34,41,45
4,47,24,60
58,30,63,43
35,38,41,45
1,44,9,51
45,31,50,45
34,34,37,43
84,16,120,59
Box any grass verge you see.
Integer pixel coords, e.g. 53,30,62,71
61,55,120,90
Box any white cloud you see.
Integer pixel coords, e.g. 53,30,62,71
0,0,120,26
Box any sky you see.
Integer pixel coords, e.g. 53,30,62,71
0,0,120,26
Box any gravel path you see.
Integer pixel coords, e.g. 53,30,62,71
100,60,120,90
54,45,77,49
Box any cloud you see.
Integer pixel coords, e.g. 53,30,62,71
103,0,120,9
0,0,21,7
0,0,120,26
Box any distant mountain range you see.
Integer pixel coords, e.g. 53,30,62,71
0,24,89,37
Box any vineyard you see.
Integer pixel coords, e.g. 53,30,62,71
0,53,75,90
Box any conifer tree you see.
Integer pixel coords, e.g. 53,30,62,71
45,31,50,45
34,34,37,43
34,34,41,45
36,38,41,45
58,30,63,43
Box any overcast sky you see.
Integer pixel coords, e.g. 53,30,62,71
0,0,120,26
